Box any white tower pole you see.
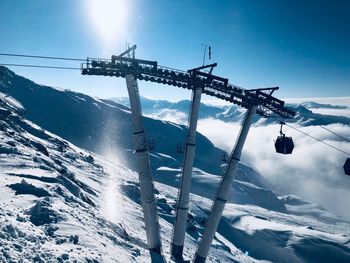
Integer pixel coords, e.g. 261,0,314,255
193,105,257,263
171,87,202,259
125,74,162,253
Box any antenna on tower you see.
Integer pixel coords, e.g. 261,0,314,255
201,44,207,66
201,44,212,67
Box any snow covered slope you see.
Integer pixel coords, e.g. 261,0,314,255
1,73,350,262
0,93,151,262
0,66,222,175
0,92,241,262
0,66,286,213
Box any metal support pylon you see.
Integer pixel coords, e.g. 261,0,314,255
125,74,162,253
171,87,202,259
193,105,257,263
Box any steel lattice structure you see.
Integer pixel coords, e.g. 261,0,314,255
81,45,296,262
81,52,295,119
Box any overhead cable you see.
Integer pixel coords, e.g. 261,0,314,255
283,122,350,156
0,63,80,70
0,53,85,62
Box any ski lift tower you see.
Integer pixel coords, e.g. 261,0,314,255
81,45,295,262
83,45,163,255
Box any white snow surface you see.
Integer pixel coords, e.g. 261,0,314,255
0,94,259,262
0,69,350,262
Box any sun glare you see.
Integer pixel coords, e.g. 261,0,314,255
87,0,128,49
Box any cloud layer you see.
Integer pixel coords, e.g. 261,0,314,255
197,118,350,220
146,109,188,125
142,96,350,220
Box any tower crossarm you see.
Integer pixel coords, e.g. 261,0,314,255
81,56,295,119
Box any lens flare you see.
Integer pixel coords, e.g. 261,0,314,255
87,0,128,49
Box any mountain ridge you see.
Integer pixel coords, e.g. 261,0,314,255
109,95,350,126
1,67,350,262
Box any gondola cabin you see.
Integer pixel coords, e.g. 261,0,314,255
344,158,350,176
275,122,294,154
275,135,294,154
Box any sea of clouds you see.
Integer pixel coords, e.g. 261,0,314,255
197,118,350,220
148,98,350,220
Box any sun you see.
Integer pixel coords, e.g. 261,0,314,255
87,0,128,49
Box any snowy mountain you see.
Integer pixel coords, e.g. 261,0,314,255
2,90,265,262
0,67,221,174
299,101,348,110
0,66,284,212
1,93,147,262
111,96,350,126
1,66,350,262
1,92,350,262
111,97,226,125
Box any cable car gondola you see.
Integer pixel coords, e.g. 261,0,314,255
344,158,350,176
275,122,294,154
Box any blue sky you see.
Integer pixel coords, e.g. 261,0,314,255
0,0,349,101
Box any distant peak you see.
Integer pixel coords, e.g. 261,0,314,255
0,66,15,78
